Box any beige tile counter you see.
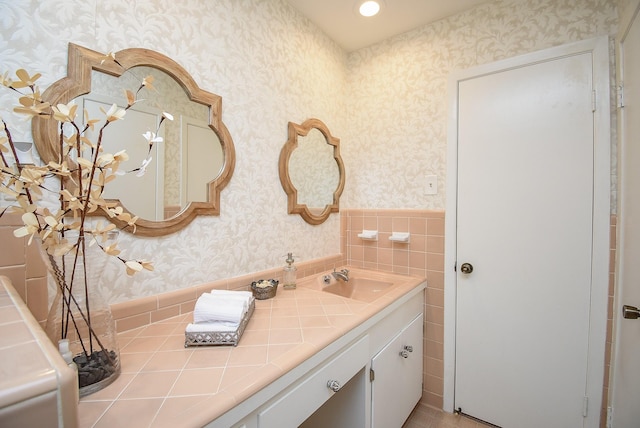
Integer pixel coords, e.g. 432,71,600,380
78,268,426,427
0,276,78,428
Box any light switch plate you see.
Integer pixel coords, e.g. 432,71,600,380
425,175,438,195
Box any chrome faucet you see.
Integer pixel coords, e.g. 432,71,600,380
331,268,350,282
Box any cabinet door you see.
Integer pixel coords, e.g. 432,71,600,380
371,313,423,428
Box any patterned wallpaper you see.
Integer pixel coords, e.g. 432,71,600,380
0,0,347,303
0,0,618,304
344,0,618,210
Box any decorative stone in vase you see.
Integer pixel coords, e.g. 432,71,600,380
42,232,121,397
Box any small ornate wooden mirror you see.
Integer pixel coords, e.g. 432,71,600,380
279,118,345,225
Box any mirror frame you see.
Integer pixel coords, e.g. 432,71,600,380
279,118,345,225
32,43,235,237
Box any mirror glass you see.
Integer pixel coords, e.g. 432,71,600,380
279,118,345,225
289,128,339,209
80,66,224,221
32,43,235,236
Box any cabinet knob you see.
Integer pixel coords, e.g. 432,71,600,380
327,380,342,392
400,350,409,358
404,345,413,353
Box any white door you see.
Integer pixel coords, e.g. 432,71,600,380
611,3,640,427
448,39,610,428
181,116,224,204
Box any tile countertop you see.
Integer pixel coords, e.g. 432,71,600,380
0,276,78,427
78,268,426,428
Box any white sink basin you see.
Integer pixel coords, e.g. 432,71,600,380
321,277,394,302
298,269,402,303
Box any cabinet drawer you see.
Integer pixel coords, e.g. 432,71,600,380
368,291,424,355
258,335,369,428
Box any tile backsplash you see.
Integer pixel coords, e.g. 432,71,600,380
0,213,48,325
342,209,445,408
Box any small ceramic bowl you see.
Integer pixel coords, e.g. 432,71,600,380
250,279,279,300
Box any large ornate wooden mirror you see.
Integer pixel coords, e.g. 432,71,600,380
279,118,345,225
32,43,235,236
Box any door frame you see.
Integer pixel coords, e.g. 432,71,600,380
610,0,640,425
443,37,611,426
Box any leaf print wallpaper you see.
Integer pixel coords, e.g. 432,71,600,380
344,0,618,211
0,0,347,303
0,0,618,303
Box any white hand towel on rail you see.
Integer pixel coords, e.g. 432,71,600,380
193,293,247,324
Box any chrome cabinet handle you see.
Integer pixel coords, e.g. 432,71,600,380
327,380,341,392
400,344,414,358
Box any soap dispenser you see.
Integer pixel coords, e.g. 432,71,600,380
283,253,297,289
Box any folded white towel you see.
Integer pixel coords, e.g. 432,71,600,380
209,289,253,300
193,293,248,324
209,290,254,307
208,289,254,310
185,322,238,333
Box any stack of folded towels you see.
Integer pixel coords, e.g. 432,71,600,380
185,290,254,333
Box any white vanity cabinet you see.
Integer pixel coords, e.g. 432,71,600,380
371,313,424,428
220,284,426,428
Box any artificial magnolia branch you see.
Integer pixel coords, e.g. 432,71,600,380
0,55,169,365
0,61,170,273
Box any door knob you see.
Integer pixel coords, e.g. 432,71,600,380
623,305,640,319
460,263,473,274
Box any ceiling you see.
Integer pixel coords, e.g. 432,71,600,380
286,0,491,52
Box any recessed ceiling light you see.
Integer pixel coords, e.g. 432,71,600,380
359,1,380,17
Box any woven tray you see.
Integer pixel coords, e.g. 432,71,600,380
184,299,255,347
